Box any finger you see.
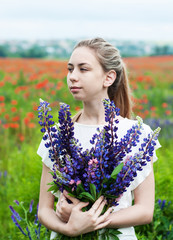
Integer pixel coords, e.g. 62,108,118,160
56,212,68,223
56,193,63,205
90,196,104,213
95,219,112,230
55,203,60,214
97,207,113,224
63,190,80,204
94,199,107,217
75,201,89,211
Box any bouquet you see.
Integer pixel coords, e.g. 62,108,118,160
37,98,160,240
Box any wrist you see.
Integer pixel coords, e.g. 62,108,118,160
64,223,79,237
63,223,74,237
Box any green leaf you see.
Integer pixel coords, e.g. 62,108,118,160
76,183,85,195
90,183,97,200
104,193,118,199
49,171,54,176
47,181,54,185
64,185,73,193
47,185,59,193
79,192,95,202
109,229,122,235
67,192,76,198
111,163,124,179
97,189,103,199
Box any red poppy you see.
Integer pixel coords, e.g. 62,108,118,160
4,114,10,120
10,123,19,128
75,106,81,111
165,110,172,116
24,117,30,125
28,123,36,128
27,112,35,119
11,100,18,105
150,106,157,111
11,107,17,112
12,116,20,122
3,123,9,129
18,134,25,142
56,81,64,90
162,102,168,108
51,90,56,95
0,82,4,87
0,102,5,107
0,96,5,101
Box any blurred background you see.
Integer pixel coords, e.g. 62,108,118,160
0,0,173,239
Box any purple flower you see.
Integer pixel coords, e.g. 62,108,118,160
158,199,166,210
29,199,34,213
13,200,20,205
9,205,21,221
38,98,161,207
34,203,39,224
11,215,26,236
26,226,32,240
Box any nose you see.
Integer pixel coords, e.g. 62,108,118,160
69,69,79,82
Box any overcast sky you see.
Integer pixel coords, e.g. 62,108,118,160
0,0,173,41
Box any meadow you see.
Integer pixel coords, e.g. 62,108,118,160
0,56,173,239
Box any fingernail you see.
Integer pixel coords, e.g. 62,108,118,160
110,208,113,213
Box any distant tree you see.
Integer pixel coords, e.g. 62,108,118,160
0,46,7,57
152,45,172,56
20,45,47,58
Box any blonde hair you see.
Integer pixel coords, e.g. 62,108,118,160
74,37,133,119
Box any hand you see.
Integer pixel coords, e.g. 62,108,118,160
56,190,80,222
66,196,112,237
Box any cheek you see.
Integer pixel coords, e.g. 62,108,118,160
66,76,70,86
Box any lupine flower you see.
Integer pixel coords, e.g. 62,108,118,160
26,226,32,240
11,215,27,236
9,205,21,221
10,200,45,239
158,199,167,210
14,200,20,205
29,199,34,213
38,98,161,208
34,204,39,224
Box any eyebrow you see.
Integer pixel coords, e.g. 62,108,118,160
68,63,90,67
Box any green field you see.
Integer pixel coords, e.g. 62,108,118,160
0,56,173,239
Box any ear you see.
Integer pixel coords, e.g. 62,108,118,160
103,70,116,87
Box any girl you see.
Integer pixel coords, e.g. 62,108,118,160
37,37,161,240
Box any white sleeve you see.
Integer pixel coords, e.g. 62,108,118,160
37,138,54,170
37,137,61,199
130,123,161,191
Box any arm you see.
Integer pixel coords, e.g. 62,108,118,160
107,160,155,228
38,163,68,234
38,163,112,237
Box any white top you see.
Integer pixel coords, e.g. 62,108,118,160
37,118,161,240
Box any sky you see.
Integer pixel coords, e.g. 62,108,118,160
0,0,173,42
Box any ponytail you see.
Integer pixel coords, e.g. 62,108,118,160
108,64,133,119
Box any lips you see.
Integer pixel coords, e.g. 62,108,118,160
70,86,82,90
70,86,82,92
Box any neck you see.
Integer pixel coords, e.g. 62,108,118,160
78,99,106,125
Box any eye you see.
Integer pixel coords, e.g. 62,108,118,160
80,68,88,72
67,67,73,73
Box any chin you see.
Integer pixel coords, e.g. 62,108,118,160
72,95,84,101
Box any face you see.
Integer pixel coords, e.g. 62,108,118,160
67,47,108,102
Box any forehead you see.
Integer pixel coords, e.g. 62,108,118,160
68,47,99,65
